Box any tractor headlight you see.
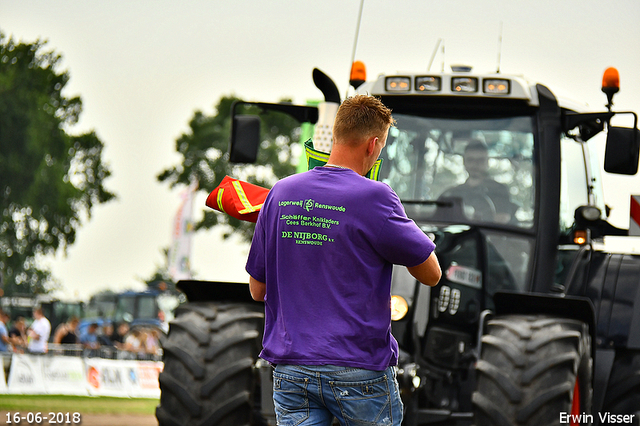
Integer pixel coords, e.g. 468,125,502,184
416,76,441,92
452,77,478,93
484,79,510,94
386,77,411,92
391,295,409,321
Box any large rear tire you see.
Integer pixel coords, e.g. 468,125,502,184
156,302,265,426
472,315,592,426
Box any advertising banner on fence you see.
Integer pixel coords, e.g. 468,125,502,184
128,360,163,399
85,358,131,398
7,354,46,394
2,355,162,398
42,356,87,396
0,356,8,393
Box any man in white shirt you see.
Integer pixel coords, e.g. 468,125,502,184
27,308,51,354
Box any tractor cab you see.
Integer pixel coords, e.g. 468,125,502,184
358,67,639,421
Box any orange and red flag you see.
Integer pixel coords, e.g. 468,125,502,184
205,176,269,223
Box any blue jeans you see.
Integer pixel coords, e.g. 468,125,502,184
272,364,403,426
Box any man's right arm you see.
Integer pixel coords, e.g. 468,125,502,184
249,276,266,301
407,252,441,286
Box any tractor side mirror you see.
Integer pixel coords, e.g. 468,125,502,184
229,115,261,163
228,100,319,163
604,125,640,175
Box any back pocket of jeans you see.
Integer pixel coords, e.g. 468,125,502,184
331,375,392,425
273,372,309,426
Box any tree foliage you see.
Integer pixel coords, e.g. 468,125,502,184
158,96,302,242
0,32,115,295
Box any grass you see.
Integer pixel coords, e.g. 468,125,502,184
0,395,159,415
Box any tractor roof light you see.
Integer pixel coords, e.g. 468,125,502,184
452,77,478,93
602,67,620,109
386,76,411,92
350,61,367,89
484,79,510,94
416,76,441,92
602,67,620,92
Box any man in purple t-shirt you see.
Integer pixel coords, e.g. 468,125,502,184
246,94,441,426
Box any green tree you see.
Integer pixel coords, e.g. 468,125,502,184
0,32,115,296
158,95,302,243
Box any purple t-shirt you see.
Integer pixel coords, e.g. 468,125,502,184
246,167,435,370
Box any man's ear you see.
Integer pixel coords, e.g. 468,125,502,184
366,136,379,156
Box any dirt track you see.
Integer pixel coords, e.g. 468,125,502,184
0,412,157,426
78,413,157,426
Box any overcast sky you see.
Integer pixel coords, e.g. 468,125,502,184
2,0,640,300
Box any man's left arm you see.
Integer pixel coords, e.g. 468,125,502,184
407,252,442,286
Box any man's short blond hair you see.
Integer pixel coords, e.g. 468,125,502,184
333,95,394,145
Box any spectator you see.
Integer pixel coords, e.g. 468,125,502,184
8,317,27,353
97,323,117,358
125,329,145,358
79,322,100,356
98,323,115,346
145,329,160,357
27,307,51,354
111,322,130,350
53,317,80,344
0,310,10,352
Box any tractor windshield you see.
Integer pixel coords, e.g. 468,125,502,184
379,114,535,228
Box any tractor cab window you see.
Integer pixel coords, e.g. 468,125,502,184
379,115,535,228
85,294,116,318
138,295,158,320
54,302,83,323
114,296,136,324
559,134,607,235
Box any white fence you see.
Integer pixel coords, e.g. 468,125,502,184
0,353,163,398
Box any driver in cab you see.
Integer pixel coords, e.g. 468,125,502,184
440,139,516,223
